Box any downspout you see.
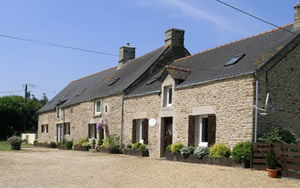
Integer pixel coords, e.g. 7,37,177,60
254,76,258,143
120,94,124,148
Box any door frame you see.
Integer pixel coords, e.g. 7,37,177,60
160,117,173,157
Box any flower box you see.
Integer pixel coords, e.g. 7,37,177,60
123,149,149,157
99,147,121,154
57,145,72,150
73,145,90,151
165,151,240,167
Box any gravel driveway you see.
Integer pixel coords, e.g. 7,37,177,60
1,147,300,188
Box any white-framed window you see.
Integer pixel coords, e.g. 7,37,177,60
94,100,102,115
195,116,208,147
88,124,97,139
56,107,63,118
136,119,144,144
41,124,48,133
163,86,173,107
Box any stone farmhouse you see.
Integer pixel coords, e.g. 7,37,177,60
38,4,300,158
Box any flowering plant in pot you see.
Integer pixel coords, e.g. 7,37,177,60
266,148,278,178
7,136,24,150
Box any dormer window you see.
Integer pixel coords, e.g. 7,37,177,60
163,86,173,107
94,100,102,115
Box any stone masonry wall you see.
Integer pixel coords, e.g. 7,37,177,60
257,44,300,137
174,75,255,149
123,94,161,158
38,94,122,143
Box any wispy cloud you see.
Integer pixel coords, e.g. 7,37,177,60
133,0,247,34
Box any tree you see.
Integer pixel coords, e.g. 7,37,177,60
0,95,45,140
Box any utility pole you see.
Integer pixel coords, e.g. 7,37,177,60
24,83,28,103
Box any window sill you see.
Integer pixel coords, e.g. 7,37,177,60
93,113,102,118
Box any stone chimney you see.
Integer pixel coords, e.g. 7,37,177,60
165,28,185,47
294,3,300,30
118,43,135,69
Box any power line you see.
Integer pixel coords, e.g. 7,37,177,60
0,33,119,57
0,89,24,94
216,0,298,36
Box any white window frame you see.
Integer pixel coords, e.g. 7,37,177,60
195,116,208,147
136,119,144,144
57,107,63,119
164,86,173,107
94,100,102,115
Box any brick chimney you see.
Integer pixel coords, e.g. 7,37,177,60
165,28,185,47
118,43,135,69
294,3,300,30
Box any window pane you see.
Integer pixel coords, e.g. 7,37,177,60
168,88,172,104
96,101,101,113
202,118,208,142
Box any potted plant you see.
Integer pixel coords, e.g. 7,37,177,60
7,136,24,150
266,148,278,178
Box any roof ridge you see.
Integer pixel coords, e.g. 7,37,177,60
174,23,293,63
72,66,117,82
167,65,191,72
126,46,167,65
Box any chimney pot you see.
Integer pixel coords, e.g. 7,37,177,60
165,28,185,47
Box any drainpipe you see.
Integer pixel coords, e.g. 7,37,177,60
254,79,259,143
120,95,124,148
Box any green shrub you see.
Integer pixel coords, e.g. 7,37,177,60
258,127,296,144
132,142,142,150
194,146,209,159
266,148,277,169
137,144,147,151
92,139,96,145
180,146,195,157
64,141,73,149
98,139,103,146
79,138,89,146
102,136,120,149
209,144,231,158
81,141,90,147
126,144,132,149
232,141,251,163
7,136,24,145
50,142,57,148
171,142,185,154
166,144,172,152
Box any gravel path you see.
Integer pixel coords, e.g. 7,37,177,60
1,147,300,188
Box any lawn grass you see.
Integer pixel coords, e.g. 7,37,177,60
0,141,33,151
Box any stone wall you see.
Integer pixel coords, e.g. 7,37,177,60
257,44,300,137
123,94,161,158
174,75,255,149
38,94,122,143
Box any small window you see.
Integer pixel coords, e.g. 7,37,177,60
107,77,120,86
41,124,48,133
88,124,97,139
132,119,148,144
104,105,108,113
224,54,245,67
94,100,101,115
195,116,208,147
57,107,63,118
163,86,173,107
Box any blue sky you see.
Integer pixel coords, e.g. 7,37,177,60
0,0,298,99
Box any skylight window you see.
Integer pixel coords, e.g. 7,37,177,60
146,77,159,85
224,54,245,67
107,77,120,86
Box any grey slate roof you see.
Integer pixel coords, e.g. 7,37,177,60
126,24,298,97
38,46,168,113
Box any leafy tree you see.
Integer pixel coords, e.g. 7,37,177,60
0,95,45,140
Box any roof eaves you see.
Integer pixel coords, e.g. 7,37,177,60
176,71,255,90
